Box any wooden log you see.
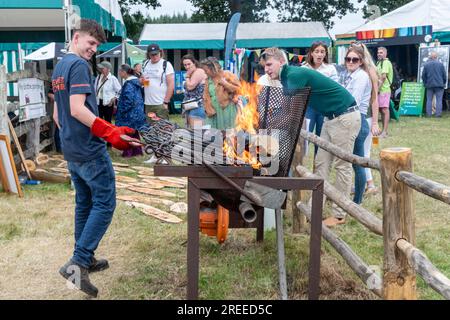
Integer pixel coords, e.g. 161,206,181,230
396,239,450,299
296,165,383,235
127,186,178,198
26,118,41,159
297,202,382,298
30,169,70,184
396,170,450,206
300,129,380,171
380,148,417,300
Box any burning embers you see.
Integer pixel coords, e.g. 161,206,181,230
170,80,280,175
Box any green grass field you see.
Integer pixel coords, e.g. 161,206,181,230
0,113,449,299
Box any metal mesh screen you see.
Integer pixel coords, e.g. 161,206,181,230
257,86,311,177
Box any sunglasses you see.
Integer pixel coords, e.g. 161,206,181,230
345,57,361,64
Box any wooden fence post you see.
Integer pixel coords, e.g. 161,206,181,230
0,65,9,139
292,120,308,233
380,147,417,299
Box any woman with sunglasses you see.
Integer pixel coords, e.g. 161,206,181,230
350,42,381,195
304,42,338,157
341,46,372,205
200,57,241,130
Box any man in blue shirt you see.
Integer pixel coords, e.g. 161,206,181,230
52,19,141,297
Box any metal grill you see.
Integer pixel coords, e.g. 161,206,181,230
258,87,311,177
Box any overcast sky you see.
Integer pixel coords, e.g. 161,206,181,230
130,0,366,37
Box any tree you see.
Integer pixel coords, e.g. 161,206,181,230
118,0,160,14
148,12,192,24
118,0,161,42
271,0,356,30
358,0,414,19
187,0,270,23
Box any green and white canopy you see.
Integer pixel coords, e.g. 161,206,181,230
139,22,331,49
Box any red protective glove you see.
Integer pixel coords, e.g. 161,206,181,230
91,117,136,150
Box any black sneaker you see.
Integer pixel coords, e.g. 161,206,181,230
89,257,109,273
59,260,99,298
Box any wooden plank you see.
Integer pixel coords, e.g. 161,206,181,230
6,69,51,83
127,186,178,198
380,148,417,300
125,201,182,223
14,116,52,138
7,118,31,179
0,66,9,139
116,195,175,207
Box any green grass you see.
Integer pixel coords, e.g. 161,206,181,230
1,113,450,299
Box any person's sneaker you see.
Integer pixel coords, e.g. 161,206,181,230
143,154,158,164
59,259,99,298
89,257,109,273
143,155,169,165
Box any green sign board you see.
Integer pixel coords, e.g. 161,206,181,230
399,82,425,116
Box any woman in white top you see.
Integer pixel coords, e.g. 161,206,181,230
340,45,372,204
303,42,338,156
94,61,121,123
350,42,382,195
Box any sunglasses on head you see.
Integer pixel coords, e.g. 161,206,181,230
345,57,361,64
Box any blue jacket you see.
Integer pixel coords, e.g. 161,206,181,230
422,60,447,89
116,77,148,130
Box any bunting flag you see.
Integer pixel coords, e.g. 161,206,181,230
254,49,262,57
245,50,252,58
298,55,304,62
289,53,295,60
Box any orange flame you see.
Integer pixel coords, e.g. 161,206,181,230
223,80,262,169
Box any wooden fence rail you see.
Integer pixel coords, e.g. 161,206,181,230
295,129,450,300
297,202,383,298
296,165,383,235
300,129,380,170
396,239,450,299
396,171,450,206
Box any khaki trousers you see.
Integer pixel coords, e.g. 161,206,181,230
314,111,361,219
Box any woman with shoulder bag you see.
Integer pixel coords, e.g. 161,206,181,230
116,64,148,158
182,54,208,128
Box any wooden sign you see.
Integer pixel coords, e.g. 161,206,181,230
0,135,23,197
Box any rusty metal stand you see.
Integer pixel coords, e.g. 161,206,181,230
155,165,324,300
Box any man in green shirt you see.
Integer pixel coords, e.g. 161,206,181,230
376,47,393,137
262,47,361,227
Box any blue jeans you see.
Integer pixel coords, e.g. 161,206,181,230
306,107,324,156
426,88,444,117
353,113,369,204
68,152,116,268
